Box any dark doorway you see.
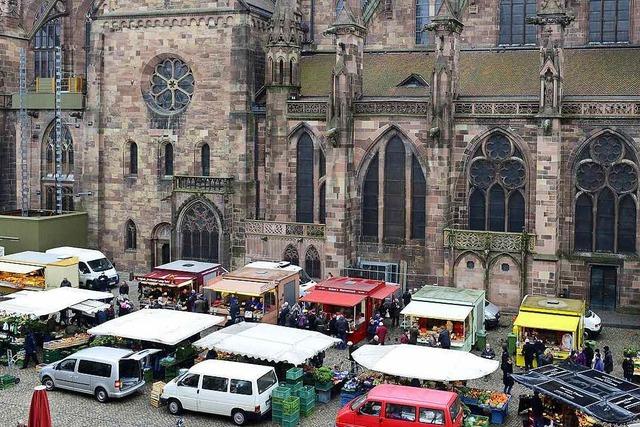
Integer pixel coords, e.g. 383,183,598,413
161,243,170,265
590,266,617,311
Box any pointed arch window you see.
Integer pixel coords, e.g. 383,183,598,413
42,124,74,180
305,246,321,279
179,201,220,262
125,220,137,250
201,143,210,176
296,133,314,223
574,133,638,253
164,143,174,176
361,136,427,241
129,142,138,175
468,134,527,232
499,0,537,46
283,244,300,267
34,19,61,78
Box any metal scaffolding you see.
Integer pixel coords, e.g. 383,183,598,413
54,42,63,214
18,49,29,217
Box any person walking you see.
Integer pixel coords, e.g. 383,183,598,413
577,347,588,366
389,298,401,328
119,281,129,296
402,288,412,307
502,357,514,394
593,349,605,372
278,302,290,326
623,355,634,382
60,277,72,287
584,344,594,368
367,319,377,341
438,326,451,350
409,323,419,345
96,272,109,292
376,321,388,345
21,331,39,369
603,346,614,374
336,314,348,349
523,339,536,370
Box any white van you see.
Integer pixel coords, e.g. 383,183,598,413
46,247,119,289
161,360,279,425
245,261,317,296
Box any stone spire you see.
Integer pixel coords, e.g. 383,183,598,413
267,0,303,48
266,0,303,89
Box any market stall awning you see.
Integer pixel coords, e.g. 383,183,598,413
401,300,473,321
87,309,225,346
352,344,499,381
300,289,367,307
514,311,580,332
0,261,42,275
136,271,194,287
193,322,341,366
369,284,400,300
512,362,640,424
69,300,110,315
0,287,113,317
205,278,277,297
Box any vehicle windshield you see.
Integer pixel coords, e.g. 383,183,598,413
350,393,368,410
450,398,462,421
299,269,312,285
88,258,114,272
585,310,593,317
257,370,277,394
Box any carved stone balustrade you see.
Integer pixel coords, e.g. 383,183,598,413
245,220,325,239
173,176,234,194
444,228,535,253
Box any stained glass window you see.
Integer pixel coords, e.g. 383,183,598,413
468,134,526,232
589,0,630,43
129,142,138,175
384,137,406,239
362,154,379,237
574,133,638,253
125,220,137,250
283,244,300,267
296,133,314,223
34,20,60,78
148,58,194,114
180,201,219,262
411,156,426,239
499,0,537,45
305,246,321,279
43,124,74,179
164,143,174,176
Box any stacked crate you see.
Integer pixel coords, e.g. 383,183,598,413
150,381,165,408
271,385,292,424
281,396,300,427
297,385,316,417
0,374,18,390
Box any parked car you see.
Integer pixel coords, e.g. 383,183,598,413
336,384,463,427
39,346,155,402
584,309,602,338
484,300,501,329
161,360,279,425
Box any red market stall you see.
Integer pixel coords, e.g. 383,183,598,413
135,271,195,308
153,260,226,292
300,277,399,344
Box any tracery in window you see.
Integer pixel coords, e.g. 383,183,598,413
296,133,314,223
179,201,220,262
574,133,638,253
125,219,137,250
468,134,526,232
34,19,60,78
283,244,300,267
305,246,321,280
148,58,195,114
42,124,74,179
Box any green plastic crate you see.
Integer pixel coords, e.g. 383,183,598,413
272,385,292,403
301,406,315,417
297,385,315,400
281,412,300,422
282,396,300,414
280,420,298,427
286,367,304,381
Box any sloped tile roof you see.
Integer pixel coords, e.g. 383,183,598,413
458,50,540,96
564,48,640,96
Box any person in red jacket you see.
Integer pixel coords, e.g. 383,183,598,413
376,322,388,345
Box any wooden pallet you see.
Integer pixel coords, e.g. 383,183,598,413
150,381,165,408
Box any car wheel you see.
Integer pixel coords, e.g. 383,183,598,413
168,399,182,415
95,387,109,403
232,409,247,426
41,376,54,391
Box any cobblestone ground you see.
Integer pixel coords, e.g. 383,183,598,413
2,291,637,426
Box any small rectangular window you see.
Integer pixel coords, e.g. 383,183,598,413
230,379,253,395
386,403,416,422
420,407,445,424
202,375,228,392
78,360,112,378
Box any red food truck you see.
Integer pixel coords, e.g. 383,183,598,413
300,277,399,344
152,260,226,292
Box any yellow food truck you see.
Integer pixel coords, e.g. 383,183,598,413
513,295,585,367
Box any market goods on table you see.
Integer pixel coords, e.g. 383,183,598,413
464,414,490,427
43,333,90,350
457,387,509,409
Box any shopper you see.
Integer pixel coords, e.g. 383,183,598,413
438,326,451,349
593,349,605,372
523,339,536,370
119,281,129,296
367,319,377,341
502,357,514,394
96,273,109,292
400,330,409,344
623,355,634,382
335,314,348,349
21,331,39,369
60,277,72,287
584,344,594,368
481,343,496,359
347,341,357,374
278,302,290,326
402,288,412,307
576,347,588,366
534,337,546,367
389,298,401,328
603,346,614,374
531,391,544,427
501,344,509,366
409,323,419,345
376,321,388,345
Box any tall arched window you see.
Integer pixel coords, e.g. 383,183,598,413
361,135,427,241
129,142,138,175
415,0,443,45
296,133,314,223
499,0,537,45
164,143,174,176
34,19,60,78
201,143,210,176
574,133,638,253
319,183,326,224
278,59,284,85
305,246,321,280
468,133,527,232
283,244,300,266
41,123,74,211
179,200,220,262
62,187,74,211
125,220,137,250
588,0,630,43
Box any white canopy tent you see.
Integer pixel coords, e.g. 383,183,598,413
88,309,225,346
352,344,499,382
193,322,341,366
400,300,473,321
0,287,113,317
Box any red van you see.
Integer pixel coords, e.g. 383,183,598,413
336,384,463,427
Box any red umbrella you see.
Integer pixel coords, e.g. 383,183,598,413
28,385,52,427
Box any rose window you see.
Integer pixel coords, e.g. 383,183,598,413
148,58,195,114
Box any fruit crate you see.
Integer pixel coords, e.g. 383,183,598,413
272,385,292,403
280,412,300,427
301,405,315,417
282,396,300,414
286,367,304,381
290,380,303,395
297,385,316,404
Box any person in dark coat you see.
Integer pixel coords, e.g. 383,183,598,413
21,331,39,369
584,345,594,368
389,298,401,327
96,273,109,292
194,297,207,314
328,314,338,336
623,356,634,382
367,319,377,341
402,289,412,307
481,344,496,359
369,335,381,345
438,327,451,349
119,281,129,296
501,344,509,366
229,298,240,322
502,357,514,394
335,315,348,349
531,391,544,427
603,346,614,374
60,278,72,287
534,337,546,367
523,339,536,370
187,290,197,312
278,302,290,326
347,341,357,374
409,323,419,345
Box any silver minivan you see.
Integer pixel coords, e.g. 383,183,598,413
39,346,157,402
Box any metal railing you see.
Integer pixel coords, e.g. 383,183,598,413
443,228,535,253
172,176,234,194
244,219,326,239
